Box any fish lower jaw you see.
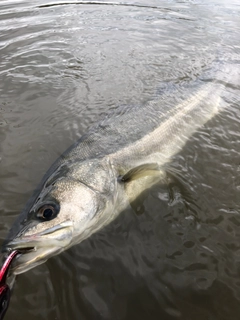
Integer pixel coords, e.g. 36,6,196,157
12,257,47,275
11,246,64,275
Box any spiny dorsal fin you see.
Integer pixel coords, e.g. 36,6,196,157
120,163,160,182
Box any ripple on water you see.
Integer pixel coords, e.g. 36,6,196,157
0,1,240,320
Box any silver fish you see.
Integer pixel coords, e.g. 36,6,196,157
2,66,229,274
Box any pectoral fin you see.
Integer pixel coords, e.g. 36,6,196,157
120,163,160,182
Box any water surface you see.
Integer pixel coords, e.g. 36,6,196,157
0,0,240,319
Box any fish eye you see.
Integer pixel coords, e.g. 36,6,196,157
37,204,59,221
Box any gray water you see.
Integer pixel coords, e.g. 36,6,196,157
0,0,240,319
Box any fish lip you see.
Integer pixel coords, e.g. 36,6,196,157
37,220,73,236
5,222,74,274
6,221,73,251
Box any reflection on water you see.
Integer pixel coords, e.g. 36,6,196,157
0,0,240,319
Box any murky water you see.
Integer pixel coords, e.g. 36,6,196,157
0,0,240,319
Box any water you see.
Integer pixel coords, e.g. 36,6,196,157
0,0,240,319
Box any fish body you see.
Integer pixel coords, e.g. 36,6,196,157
2,68,227,274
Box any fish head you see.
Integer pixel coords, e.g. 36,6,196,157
2,158,118,275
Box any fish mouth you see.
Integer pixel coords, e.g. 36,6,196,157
6,221,73,275
16,247,35,254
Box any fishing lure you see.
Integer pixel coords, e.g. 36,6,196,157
0,251,18,320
